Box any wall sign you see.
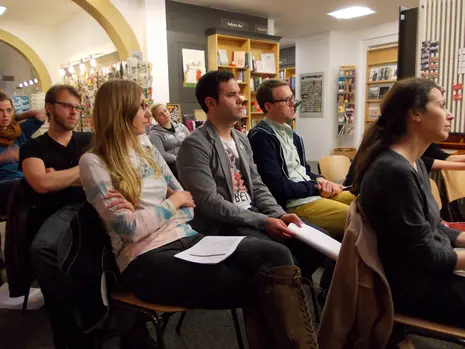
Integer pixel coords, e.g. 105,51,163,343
13,96,31,113
254,24,268,34
299,73,324,118
221,18,249,32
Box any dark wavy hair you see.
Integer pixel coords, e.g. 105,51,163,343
351,77,441,195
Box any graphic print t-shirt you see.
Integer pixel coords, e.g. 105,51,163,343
220,137,252,210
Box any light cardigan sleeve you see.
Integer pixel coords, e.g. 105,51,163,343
79,152,190,243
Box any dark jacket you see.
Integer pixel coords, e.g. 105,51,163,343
248,120,320,209
6,191,116,333
5,179,41,297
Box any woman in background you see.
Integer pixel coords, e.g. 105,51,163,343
79,79,318,349
353,77,465,327
149,103,189,176
0,92,45,214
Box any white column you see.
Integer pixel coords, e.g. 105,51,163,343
143,0,170,103
268,19,275,35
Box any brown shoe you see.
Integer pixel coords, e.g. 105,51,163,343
254,266,318,349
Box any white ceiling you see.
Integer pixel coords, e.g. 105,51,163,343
0,0,82,26
174,0,419,39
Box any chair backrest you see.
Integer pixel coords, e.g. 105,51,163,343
318,155,351,182
429,178,442,210
441,170,465,203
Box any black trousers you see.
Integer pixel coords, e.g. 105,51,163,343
395,273,465,328
122,234,295,309
221,222,326,282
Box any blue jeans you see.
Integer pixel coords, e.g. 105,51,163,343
30,203,93,349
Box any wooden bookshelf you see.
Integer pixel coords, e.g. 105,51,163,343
207,29,280,130
279,67,296,129
365,45,398,129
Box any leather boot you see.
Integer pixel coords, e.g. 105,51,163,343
243,304,277,349
254,266,318,349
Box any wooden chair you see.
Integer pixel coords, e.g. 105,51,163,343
441,169,465,203
394,313,465,347
318,155,351,183
440,170,465,221
108,291,245,349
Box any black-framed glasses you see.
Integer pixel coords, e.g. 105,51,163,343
53,101,83,112
271,96,295,106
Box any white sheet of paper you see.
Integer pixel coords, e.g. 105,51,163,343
288,223,341,261
174,236,247,264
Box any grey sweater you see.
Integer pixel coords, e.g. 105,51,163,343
359,149,460,303
149,122,189,163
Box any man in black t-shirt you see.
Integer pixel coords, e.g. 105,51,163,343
19,84,94,349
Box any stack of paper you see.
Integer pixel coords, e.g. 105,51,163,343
288,223,341,261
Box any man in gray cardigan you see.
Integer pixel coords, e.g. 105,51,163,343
177,70,325,279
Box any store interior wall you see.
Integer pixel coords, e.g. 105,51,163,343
0,42,37,97
295,21,399,161
165,0,268,117
58,11,116,66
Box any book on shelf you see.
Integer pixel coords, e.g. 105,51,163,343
261,53,276,74
218,49,229,66
236,70,245,83
367,86,380,99
232,51,246,68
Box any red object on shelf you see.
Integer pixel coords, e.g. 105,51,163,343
453,94,463,101
453,83,463,91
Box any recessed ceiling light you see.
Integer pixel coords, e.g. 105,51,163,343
0,6,7,16
328,6,375,19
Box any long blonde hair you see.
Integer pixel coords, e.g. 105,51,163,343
92,79,159,205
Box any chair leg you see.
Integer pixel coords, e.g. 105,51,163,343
176,311,187,334
146,311,166,349
231,308,245,349
22,287,30,316
309,282,321,323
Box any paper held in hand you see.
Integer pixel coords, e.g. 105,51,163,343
288,223,341,261
174,236,247,264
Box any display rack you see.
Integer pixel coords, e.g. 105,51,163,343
62,54,153,132
365,45,398,130
207,28,280,130
336,65,356,141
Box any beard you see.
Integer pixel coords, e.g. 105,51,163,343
53,114,77,131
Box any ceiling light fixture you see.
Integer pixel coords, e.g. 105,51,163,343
60,68,66,77
34,78,38,84
19,83,23,88
68,65,75,74
29,79,33,85
0,6,7,16
23,81,28,87
90,56,97,68
328,6,375,19
79,60,86,73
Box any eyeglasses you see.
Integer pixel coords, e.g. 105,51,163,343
53,101,83,112
271,96,295,106
140,101,148,110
